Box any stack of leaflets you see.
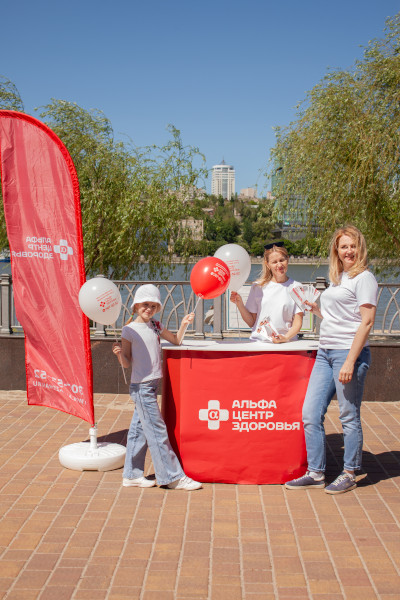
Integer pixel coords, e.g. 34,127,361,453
289,284,320,311
257,316,279,341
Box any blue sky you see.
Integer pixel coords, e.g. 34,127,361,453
2,0,399,194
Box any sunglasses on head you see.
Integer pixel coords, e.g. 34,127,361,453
264,241,285,250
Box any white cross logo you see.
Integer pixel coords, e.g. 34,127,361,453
199,400,229,430
53,239,73,261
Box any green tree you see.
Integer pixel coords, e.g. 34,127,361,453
270,13,400,268
0,77,25,250
0,76,24,111
37,101,207,277
203,203,240,243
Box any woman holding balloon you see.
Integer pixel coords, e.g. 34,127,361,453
230,242,304,343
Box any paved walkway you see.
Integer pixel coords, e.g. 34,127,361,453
0,391,399,600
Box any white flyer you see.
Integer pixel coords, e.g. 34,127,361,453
289,285,321,311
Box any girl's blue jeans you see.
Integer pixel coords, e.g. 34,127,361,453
302,347,371,473
123,379,184,486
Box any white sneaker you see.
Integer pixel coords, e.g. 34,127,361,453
167,475,202,490
122,476,156,488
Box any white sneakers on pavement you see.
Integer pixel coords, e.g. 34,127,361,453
122,475,202,490
122,476,156,488
167,476,203,490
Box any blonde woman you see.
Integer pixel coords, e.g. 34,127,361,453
230,241,304,343
285,226,378,494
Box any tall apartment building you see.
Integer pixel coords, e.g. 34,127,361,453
211,160,235,200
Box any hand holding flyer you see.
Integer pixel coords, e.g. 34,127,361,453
289,285,321,311
257,316,279,341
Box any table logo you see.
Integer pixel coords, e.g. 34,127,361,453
199,400,229,430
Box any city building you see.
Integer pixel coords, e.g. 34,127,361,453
271,166,309,241
211,160,235,200
239,187,257,199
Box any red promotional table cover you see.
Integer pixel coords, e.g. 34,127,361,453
163,349,316,484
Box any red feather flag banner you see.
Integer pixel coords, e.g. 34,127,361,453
0,110,94,424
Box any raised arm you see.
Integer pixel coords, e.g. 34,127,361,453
230,292,257,328
161,312,195,346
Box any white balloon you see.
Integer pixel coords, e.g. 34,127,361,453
214,244,251,292
79,277,122,325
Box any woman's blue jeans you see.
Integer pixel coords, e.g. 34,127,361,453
123,379,184,486
302,347,371,472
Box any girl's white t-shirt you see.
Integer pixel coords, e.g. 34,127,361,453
121,320,164,383
319,270,378,349
245,278,303,342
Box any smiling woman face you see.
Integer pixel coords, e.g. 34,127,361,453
337,234,358,272
266,250,289,283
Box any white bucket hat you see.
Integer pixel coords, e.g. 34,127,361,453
131,284,162,312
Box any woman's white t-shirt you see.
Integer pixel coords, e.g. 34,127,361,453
121,320,164,383
319,270,378,349
245,278,304,342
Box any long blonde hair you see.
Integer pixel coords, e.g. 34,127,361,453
256,245,289,286
329,225,368,285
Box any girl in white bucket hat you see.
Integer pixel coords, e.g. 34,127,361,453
113,284,201,490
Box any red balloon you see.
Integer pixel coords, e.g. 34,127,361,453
190,257,231,299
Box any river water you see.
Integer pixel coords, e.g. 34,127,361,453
2,257,398,283
126,260,399,284
2,259,398,333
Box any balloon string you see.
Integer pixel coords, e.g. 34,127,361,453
194,296,202,312
235,304,242,339
178,295,201,345
112,320,127,385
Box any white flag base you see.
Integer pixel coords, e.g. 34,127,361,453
58,426,126,471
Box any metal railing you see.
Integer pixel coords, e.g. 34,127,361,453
1,274,400,339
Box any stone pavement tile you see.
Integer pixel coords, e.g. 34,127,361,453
120,539,154,558
370,573,400,594
341,586,380,599
308,579,343,594
297,536,327,551
242,554,271,569
0,559,25,578
212,574,241,587
25,553,59,571
9,592,46,600
45,566,83,587
210,585,243,599
148,560,180,572
274,572,307,587
176,576,209,598
310,596,343,600
142,593,175,600
73,591,108,600
241,541,269,555
243,568,273,584
181,557,209,577
243,591,275,600
0,578,15,594
107,587,142,599
273,556,303,574
210,537,234,549
276,586,310,599
92,540,126,558
112,565,146,587
144,569,177,591
12,569,51,590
